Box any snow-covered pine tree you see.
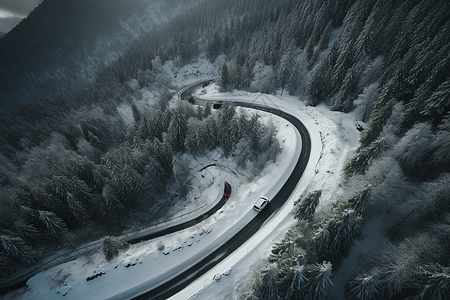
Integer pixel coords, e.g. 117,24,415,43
422,113,450,176
219,63,231,92
344,137,386,177
332,61,366,112
421,77,450,123
314,228,330,263
345,271,379,300
101,235,129,261
0,234,36,264
285,265,308,300
14,220,40,241
259,267,280,300
353,82,379,123
305,54,331,106
287,52,308,96
348,187,371,215
38,210,67,238
167,107,188,153
269,232,305,279
413,263,450,300
185,117,202,153
314,20,332,56
306,261,333,300
293,190,322,221
276,44,295,95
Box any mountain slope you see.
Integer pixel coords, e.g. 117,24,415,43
0,0,201,109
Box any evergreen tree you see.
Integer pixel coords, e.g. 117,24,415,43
38,210,67,238
345,271,379,300
285,265,308,300
0,234,36,264
349,187,371,215
219,63,231,92
277,45,294,95
305,55,331,106
414,263,450,300
345,137,386,177
0,251,10,277
421,77,450,123
259,267,280,300
14,220,40,241
306,261,333,300
287,53,307,96
167,106,188,153
293,190,322,221
101,235,129,261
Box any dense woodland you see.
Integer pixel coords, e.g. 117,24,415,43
1,0,450,298
0,0,201,108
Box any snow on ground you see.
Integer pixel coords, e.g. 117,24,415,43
184,85,363,299
1,65,376,300
5,87,303,300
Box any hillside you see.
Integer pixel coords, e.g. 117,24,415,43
1,0,450,299
0,0,201,109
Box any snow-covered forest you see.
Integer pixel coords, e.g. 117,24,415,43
1,0,450,299
0,0,202,108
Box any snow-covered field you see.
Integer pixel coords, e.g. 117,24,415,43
1,56,367,300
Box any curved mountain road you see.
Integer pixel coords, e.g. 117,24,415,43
130,81,312,300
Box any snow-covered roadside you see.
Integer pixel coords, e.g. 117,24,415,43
3,91,302,300
187,85,363,299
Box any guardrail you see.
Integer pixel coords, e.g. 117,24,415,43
0,170,223,291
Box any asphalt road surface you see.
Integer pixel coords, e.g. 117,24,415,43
133,81,311,300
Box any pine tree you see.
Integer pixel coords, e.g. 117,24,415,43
101,235,129,261
167,107,187,153
293,190,322,221
414,263,450,300
305,55,331,106
306,261,333,300
345,137,386,177
287,53,307,96
314,228,330,262
14,220,40,241
332,61,365,112
38,210,67,238
315,20,332,54
285,265,308,300
259,267,280,300
277,46,294,95
219,63,231,92
0,234,36,264
349,187,371,215
421,77,450,123
345,271,379,300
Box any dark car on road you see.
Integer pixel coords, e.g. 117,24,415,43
224,182,231,197
213,101,223,109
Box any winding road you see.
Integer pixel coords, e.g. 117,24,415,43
0,81,312,300
130,81,312,299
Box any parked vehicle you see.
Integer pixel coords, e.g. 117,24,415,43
213,101,223,109
224,182,231,197
253,196,269,212
202,81,211,88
